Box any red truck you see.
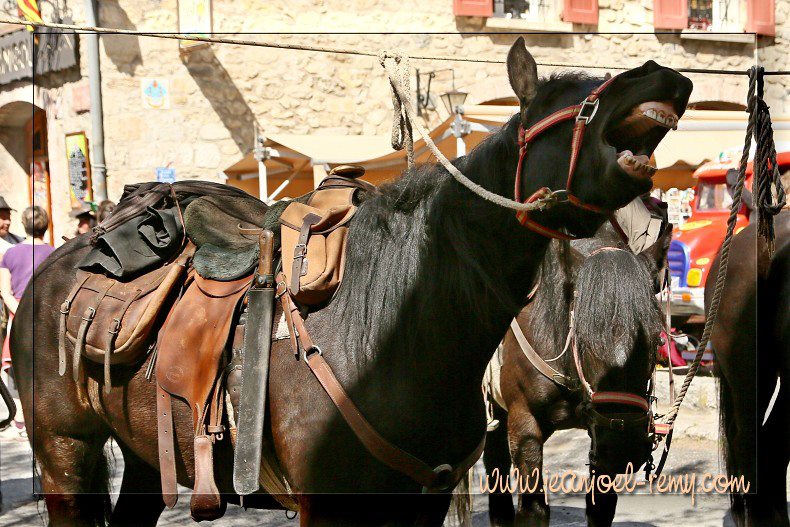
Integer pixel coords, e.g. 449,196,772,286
669,146,790,316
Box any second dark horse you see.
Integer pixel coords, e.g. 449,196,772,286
483,224,672,527
12,39,692,525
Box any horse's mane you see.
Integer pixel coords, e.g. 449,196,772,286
530,232,662,380
574,247,662,375
334,118,524,358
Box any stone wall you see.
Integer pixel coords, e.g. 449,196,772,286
0,0,787,241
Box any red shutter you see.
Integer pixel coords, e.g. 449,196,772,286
562,0,599,24
453,0,493,17
654,0,688,30
746,0,775,36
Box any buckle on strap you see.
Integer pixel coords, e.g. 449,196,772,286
576,98,600,124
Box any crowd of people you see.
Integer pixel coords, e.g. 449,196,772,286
0,196,115,439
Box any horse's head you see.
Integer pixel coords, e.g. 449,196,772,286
507,38,692,237
570,226,673,475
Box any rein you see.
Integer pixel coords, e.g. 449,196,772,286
514,74,620,240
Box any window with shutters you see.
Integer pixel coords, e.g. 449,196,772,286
492,0,558,23
688,0,740,31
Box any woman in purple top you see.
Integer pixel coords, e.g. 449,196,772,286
1,206,54,436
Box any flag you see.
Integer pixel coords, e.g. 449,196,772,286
17,0,43,31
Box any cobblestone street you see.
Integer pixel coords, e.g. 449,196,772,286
3,374,786,526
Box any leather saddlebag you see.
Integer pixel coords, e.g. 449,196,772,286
59,246,194,385
279,187,356,305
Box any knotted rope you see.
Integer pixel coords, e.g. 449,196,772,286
664,66,781,427
379,51,415,170
379,52,558,213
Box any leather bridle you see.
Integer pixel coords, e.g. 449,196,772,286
514,74,620,240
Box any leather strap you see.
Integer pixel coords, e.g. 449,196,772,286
58,274,89,376
280,282,484,491
509,319,577,391
103,289,141,394
72,280,113,382
290,213,321,294
157,384,178,508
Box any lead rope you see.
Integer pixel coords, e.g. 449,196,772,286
379,52,560,214
663,66,783,430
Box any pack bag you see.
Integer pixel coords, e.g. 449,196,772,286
59,244,195,393
279,165,374,306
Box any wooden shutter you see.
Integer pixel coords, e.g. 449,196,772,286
746,0,775,36
562,0,599,24
654,0,688,29
453,0,493,17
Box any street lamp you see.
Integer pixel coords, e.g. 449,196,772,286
440,90,468,117
441,89,471,158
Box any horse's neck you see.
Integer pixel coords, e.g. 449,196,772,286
337,144,552,439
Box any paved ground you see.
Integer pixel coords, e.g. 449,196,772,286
1,374,787,526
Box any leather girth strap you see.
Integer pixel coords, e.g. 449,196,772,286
277,274,485,492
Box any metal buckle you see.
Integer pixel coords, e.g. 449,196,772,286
302,345,323,361
576,98,600,124
60,300,71,314
549,189,570,203
293,243,307,258
82,307,96,321
109,318,122,335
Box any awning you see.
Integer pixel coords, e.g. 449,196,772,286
225,106,789,199
223,104,516,200
653,110,790,169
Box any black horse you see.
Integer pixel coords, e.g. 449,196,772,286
12,39,691,525
710,209,790,527
481,224,671,527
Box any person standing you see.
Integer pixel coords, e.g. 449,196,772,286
0,196,23,377
0,206,55,437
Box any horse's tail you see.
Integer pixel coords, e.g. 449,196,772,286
448,470,473,527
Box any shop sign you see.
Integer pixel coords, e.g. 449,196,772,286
66,132,93,209
0,28,77,85
178,0,212,51
156,167,176,183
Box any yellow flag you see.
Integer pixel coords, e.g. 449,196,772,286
18,0,44,32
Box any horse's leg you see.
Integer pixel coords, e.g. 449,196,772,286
507,405,549,527
108,443,165,527
584,470,617,527
483,403,514,526
35,429,112,526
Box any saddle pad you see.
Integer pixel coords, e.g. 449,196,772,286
156,272,251,424
184,194,269,250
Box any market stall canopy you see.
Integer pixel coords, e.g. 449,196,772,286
223,104,516,199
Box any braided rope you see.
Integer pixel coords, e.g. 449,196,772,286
4,16,790,74
380,51,415,170
379,53,558,213
664,66,779,426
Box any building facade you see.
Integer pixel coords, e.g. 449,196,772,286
0,0,786,242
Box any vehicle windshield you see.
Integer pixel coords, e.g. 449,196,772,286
697,181,733,212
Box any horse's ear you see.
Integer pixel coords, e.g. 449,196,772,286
507,37,538,107
603,72,613,80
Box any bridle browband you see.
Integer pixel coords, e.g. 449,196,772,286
514,74,620,241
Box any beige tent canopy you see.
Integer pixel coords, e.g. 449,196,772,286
223,105,513,201
224,107,789,199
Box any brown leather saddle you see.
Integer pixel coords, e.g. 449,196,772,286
57,166,371,521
